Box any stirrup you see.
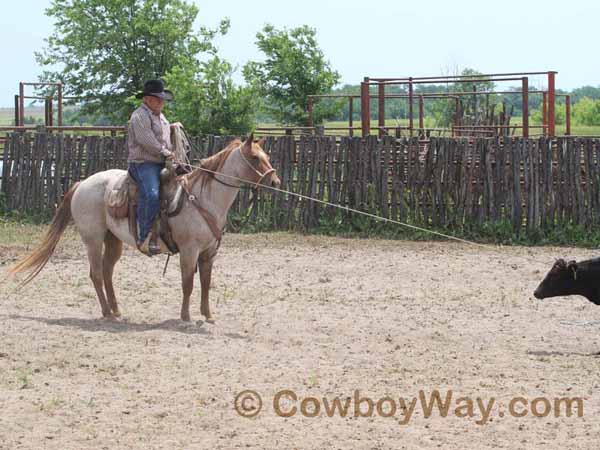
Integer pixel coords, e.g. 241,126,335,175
137,234,161,256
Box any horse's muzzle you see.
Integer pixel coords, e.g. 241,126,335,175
271,175,281,188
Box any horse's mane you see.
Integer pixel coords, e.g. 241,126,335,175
187,139,242,188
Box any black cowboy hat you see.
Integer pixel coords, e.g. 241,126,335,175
135,79,174,101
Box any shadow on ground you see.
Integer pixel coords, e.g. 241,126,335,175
527,349,600,357
6,314,213,335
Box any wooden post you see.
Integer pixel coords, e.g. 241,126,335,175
548,71,556,137
542,91,547,136
522,77,529,138
360,77,370,136
19,82,24,126
378,82,385,138
454,98,460,136
565,95,571,136
418,95,424,131
48,97,53,127
348,96,354,137
14,95,19,126
408,78,414,136
472,85,477,125
57,82,63,127
307,96,314,127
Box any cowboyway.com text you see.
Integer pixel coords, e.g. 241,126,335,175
234,389,584,424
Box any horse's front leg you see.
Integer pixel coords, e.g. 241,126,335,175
199,258,215,323
179,247,200,322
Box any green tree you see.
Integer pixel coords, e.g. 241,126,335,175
429,68,498,127
243,24,341,125
571,86,600,103
36,0,228,123
497,86,543,117
23,115,43,125
530,106,566,126
164,56,257,135
573,97,600,126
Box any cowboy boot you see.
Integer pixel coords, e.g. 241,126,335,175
148,221,161,255
148,231,161,255
137,232,161,257
137,234,154,257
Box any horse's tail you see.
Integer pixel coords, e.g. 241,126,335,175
9,182,80,284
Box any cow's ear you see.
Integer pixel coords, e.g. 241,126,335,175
567,260,578,280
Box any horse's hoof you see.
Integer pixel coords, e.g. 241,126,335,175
205,316,216,324
181,313,191,322
102,314,119,321
112,310,122,318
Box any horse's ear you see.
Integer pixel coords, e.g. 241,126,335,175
243,133,254,150
257,137,266,147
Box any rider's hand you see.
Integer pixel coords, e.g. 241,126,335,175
161,148,173,158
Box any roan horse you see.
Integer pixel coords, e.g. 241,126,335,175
10,135,281,322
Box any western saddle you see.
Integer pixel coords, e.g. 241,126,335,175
106,165,185,255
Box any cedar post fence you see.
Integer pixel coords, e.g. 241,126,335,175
1,132,600,234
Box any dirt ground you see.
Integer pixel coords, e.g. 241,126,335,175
1,230,600,450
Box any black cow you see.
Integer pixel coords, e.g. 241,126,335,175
534,258,600,305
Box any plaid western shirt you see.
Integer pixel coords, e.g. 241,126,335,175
127,103,172,163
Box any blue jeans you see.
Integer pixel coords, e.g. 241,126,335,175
128,162,164,242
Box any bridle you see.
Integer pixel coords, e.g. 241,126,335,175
202,146,275,190
175,145,276,245
235,146,276,189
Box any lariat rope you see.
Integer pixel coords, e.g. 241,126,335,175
181,159,553,267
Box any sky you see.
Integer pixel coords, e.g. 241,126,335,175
0,0,598,107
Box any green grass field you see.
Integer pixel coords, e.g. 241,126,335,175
0,106,45,126
2,106,600,136
0,108,16,125
321,118,600,137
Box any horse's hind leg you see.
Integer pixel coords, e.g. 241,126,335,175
103,231,123,317
83,237,111,318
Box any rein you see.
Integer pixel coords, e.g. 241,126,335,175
178,177,224,244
